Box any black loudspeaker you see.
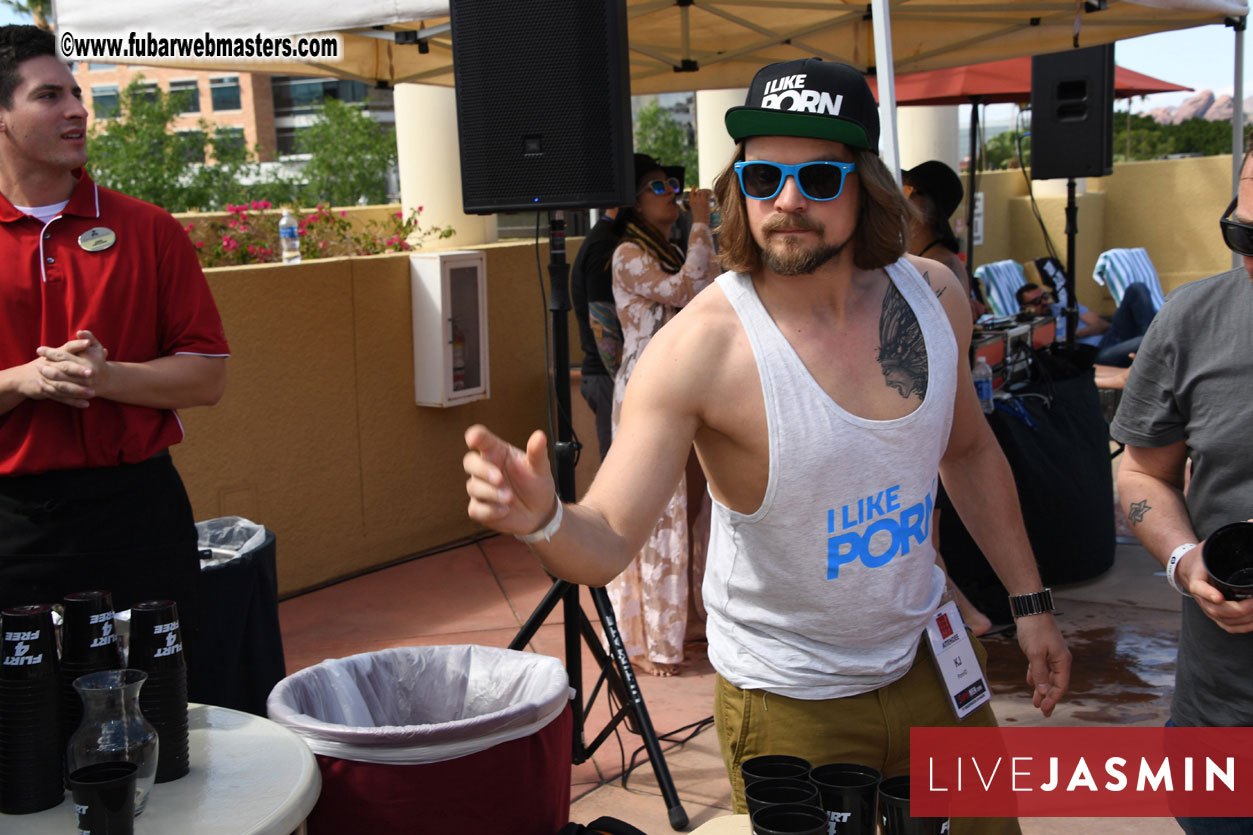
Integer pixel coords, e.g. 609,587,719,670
1030,45,1115,181
449,0,635,214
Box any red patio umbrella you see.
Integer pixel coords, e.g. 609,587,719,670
865,57,1190,274
867,56,1191,106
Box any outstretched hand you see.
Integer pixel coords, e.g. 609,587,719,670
463,425,557,537
1015,614,1071,718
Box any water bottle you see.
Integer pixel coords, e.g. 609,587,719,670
973,356,994,414
278,208,301,264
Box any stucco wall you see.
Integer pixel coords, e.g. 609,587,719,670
968,155,1236,316
173,242,554,596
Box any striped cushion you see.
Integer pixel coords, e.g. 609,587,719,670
973,260,1027,317
1092,248,1166,311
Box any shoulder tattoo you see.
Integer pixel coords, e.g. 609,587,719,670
876,282,928,400
1128,499,1151,525
921,270,946,299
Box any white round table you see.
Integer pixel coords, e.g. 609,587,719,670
3,703,321,834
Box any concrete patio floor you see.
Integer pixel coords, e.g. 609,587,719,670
278,524,1189,834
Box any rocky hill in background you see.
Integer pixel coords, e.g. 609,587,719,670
1144,89,1253,124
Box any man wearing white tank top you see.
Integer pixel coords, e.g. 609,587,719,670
465,59,1070,831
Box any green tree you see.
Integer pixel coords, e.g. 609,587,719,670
984,130,1029,170
88,77,296,212
634,98,698,186
297,98,396,206
1,0,51,29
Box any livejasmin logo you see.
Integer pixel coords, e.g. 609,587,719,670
911,727,1253,818
928,755,1236,793
760,74,844,116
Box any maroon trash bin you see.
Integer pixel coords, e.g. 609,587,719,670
267,645,572,835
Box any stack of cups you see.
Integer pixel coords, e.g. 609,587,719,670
126,600,189,782
0,604,65,814
60,591,124,753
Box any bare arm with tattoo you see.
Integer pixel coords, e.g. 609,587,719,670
1119,441,1253,633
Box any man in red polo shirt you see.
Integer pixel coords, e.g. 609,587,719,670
0,25,228,700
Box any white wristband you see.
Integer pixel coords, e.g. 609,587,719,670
515,496,563,544
1166,543,1198,597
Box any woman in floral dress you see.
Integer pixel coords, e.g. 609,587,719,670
607,154,719,676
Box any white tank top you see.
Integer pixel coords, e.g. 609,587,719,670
705,259,957,700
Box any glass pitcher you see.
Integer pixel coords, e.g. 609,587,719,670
67,668,160,816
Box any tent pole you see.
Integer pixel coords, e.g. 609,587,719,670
870,0,901,184
1234,18,1247,269
966,95,983,276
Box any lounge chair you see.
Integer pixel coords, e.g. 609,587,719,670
1092,247,1167,311
973,259,1027,317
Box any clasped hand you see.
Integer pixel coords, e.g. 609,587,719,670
27,329,109,409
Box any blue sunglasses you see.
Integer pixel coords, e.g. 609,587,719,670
733,160,857,202
640,177,682,196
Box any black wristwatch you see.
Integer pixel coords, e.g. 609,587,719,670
1008,588,1056,619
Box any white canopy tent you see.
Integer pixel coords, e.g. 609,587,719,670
54,0,1250,199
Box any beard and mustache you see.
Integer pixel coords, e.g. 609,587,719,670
758,212,852,276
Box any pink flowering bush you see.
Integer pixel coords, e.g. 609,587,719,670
184,202,454,268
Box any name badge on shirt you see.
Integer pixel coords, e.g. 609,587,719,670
925,600,991,720
78,227,116,252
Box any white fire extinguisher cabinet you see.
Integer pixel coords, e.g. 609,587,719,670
410,251,489,407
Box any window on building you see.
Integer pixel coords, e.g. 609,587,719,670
169,80,200,114
90,85,119,119
134,82,159,106
275,126,311,156
271,76,368,116
87,62,115,71
213,127,246,157
210,76,241,111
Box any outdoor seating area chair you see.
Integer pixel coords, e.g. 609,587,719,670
973,259,1027,317
1092,247,1167,311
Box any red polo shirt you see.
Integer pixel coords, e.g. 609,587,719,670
0,171,230,476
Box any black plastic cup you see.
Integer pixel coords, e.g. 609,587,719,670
742,754,813,787
126,601,185,673
1,604,60,681
61,591,123,667
0,604,65,814
810,762,881,835
127,600,189,782
69,761,138,834
878,776,948,835
61,591,124,754
1203,522,1253,600
745,777,822,819
751,802,828,835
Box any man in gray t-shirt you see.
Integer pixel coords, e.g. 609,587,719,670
1112,152,1253,833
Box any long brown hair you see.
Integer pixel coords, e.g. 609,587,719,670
714,142,917,274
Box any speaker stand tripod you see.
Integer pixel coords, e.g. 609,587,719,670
1061,177,1079,352
508,211,689,831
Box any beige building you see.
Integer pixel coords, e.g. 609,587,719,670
79,64,393,163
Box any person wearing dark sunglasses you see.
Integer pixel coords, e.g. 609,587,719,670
465,60,1068,831
1113,151,1253,835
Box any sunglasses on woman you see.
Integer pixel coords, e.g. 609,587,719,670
1220,197,1253,256
640,177,682,196
733,160,857,202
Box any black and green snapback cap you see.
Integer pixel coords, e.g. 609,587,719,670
725,58,880,152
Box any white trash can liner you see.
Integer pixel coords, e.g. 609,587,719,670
267,645,572,765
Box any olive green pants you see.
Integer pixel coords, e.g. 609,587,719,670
714,634,1020,835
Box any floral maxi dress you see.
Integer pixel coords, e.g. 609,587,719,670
607,222,717,667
